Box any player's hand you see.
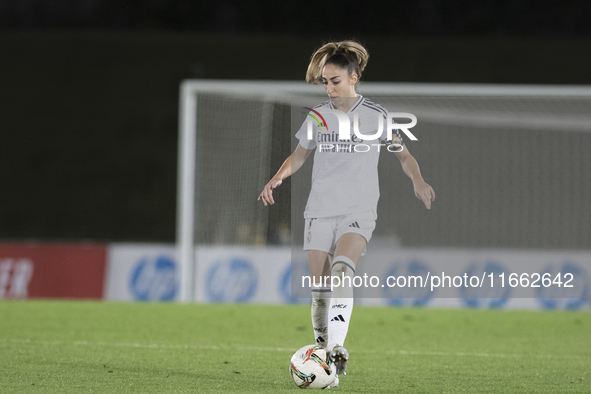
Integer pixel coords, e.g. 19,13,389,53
258,178,283,206
413,179,435,209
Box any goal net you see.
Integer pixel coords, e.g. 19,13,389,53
178,80,591,301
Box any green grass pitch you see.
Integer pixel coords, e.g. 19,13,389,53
0,301,590,393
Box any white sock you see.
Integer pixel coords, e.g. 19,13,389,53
311,286,332,347
327,256,355,351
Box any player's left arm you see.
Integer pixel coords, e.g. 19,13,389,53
394,145,435,209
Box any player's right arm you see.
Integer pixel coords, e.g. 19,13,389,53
258,144,313,206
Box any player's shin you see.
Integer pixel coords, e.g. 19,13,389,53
327,256,355,351
311,284,332,347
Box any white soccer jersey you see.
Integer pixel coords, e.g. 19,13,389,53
296,95,404,219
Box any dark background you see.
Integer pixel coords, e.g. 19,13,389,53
1,0,590,242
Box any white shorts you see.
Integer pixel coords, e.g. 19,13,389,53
303,209,377,255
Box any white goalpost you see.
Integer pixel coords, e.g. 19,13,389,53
177,80,591,302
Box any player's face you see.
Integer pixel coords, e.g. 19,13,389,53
321,64,358,99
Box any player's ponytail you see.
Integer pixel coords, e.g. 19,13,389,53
305,40,369,86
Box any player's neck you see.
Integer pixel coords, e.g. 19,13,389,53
330,94,359,113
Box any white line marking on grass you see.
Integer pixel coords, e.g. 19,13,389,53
2,338,589,360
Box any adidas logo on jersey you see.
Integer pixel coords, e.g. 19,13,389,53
348,222,360,228
331,315,346,322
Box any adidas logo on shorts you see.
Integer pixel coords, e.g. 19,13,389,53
348,222,360,228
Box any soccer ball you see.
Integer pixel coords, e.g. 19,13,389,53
290,345,337,389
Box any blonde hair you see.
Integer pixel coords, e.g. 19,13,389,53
305,40,369,85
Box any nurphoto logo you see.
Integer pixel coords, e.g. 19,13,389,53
303,107,418,153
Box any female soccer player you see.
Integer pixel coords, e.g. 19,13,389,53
258,40,435,380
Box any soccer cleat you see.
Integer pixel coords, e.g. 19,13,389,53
329,345,349,376
327,374,339,389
